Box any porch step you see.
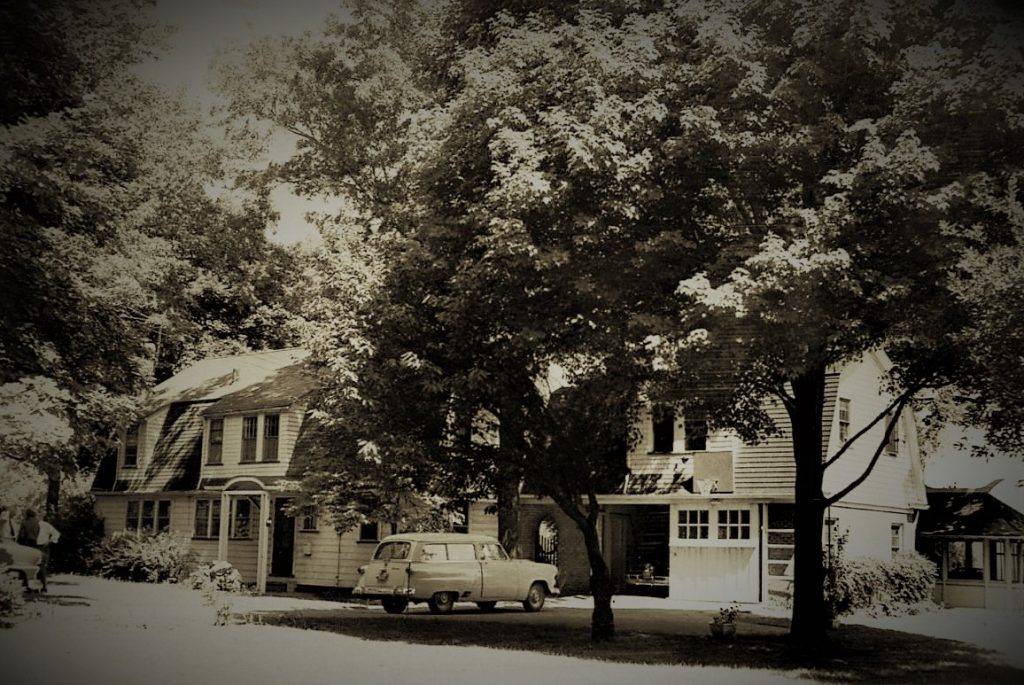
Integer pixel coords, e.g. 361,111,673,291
265,579,298,593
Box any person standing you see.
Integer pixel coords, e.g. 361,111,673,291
0,506,16,541
35,515,60,593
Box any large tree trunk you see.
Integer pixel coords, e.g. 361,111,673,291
580,518,615,641
787,366,829,645
496,477,521,557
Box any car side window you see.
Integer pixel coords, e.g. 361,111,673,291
447,543,476,561
373,541,410,561
420,543,447,561
479,543,508,561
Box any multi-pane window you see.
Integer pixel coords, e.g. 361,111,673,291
241,416,258,462
359,521,381,542
194,499,222,538
125,499,171,534
838,399,851,443
231,498,253,539
1013,541,1023,583
678,509,709,539
684,417,708,451
262,414,280,461
124,424,140,467
207,419,224,464
885,413,899,456
300,505,318,532
990,541,1006,581
947,540,984,580
717,509,751,540
891,524,903,556
652,406,675,453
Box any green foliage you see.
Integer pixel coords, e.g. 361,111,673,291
88,532,197,584
187,561,243,594
49,493,104,574
0,567,26,626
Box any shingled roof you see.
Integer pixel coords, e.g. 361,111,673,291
919,480,1024,538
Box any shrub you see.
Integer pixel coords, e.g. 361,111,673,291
0,567,26,626
50,493,106,574
88,531,197,584
826,543,936,618
187,561,243,593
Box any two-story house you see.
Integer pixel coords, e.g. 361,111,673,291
90,348,496,593
517,350,929,602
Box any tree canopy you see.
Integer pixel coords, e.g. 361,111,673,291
225,0,1023,644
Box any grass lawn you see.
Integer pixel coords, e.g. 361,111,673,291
261,609,1022,684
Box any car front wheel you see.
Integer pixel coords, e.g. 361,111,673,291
523,582,546,612
381,597,408,614
427,591,457,614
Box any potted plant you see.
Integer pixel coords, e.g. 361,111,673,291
709,604,739,639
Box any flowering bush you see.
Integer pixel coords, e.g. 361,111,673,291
825,536,936,618
88,531,196,583
187,561,243,593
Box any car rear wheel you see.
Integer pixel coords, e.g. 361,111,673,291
381,597,408,614
427,591,457,614
476,601,497,612
523,582,546,612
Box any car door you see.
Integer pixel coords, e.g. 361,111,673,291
416,542,482,600
478,542,520,600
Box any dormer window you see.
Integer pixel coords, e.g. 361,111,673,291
207,419,224,465
652,406,675,453
124,424,140,467
241,415,258,463
262,414,280,461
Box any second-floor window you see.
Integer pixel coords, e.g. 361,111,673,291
262,414,280,461
838,398,851,443
124,424,140,467
207,419,223,465
241,416,258,463
684,417,708,451
652,406,675,453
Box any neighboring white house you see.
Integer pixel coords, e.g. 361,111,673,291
517,351,929,602
90,349,495,593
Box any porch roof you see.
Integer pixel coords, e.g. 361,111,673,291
919,481,1024,538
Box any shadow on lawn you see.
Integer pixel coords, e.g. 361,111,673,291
261,609,1021,684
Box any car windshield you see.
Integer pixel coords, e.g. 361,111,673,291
373,541,411,561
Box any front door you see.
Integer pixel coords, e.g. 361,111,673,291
271,498,295,577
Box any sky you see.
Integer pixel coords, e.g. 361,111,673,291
135,0,347,245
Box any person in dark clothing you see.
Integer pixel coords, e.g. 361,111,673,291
17,509,39,546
